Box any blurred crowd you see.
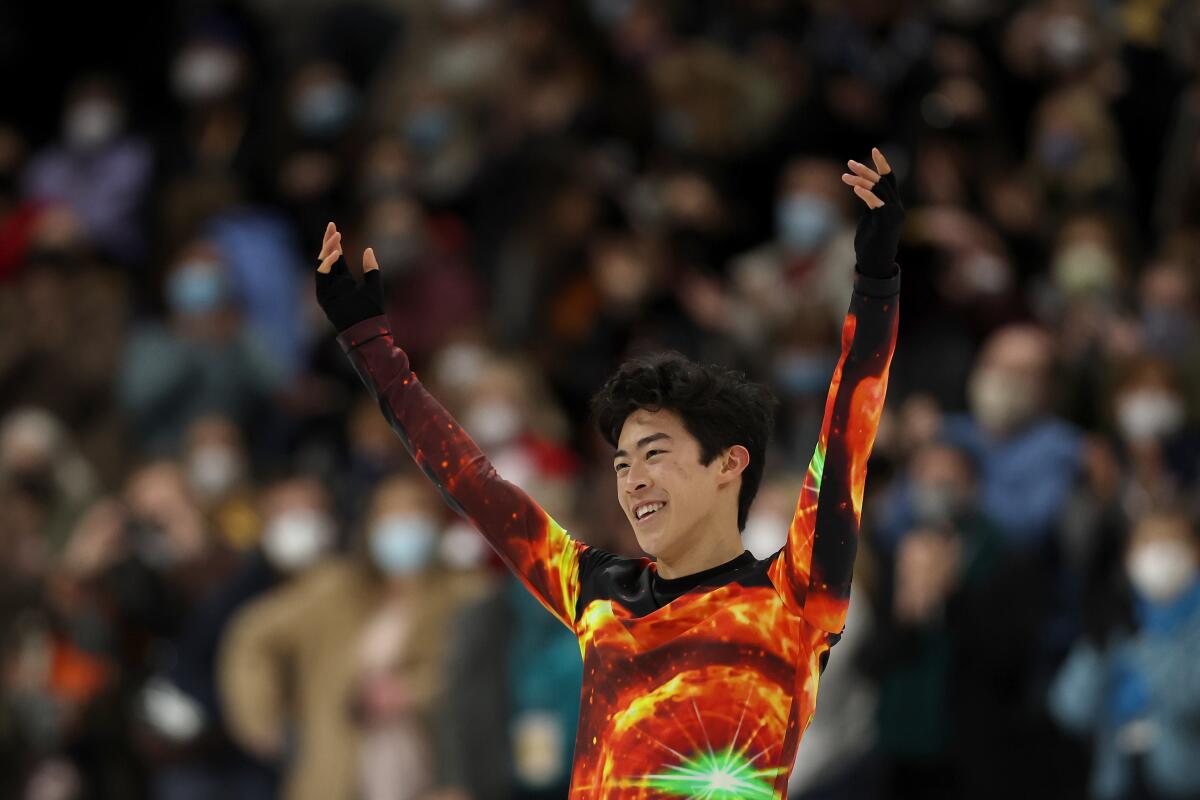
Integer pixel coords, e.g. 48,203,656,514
2,0,1200,798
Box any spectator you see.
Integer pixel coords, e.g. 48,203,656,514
1050,510,1200,800
118,240,284,455
22,75,153,265
869,440,1065,800
137,473,331,800
941,324,1084,547
219,475,484,800
441,573,582,800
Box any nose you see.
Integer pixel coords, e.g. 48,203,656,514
624,461,652,493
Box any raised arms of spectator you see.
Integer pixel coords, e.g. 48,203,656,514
314,225,585,630
768,149,901,634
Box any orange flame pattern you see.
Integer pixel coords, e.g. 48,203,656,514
338,275,898,798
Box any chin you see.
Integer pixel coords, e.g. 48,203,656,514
631,526,675,561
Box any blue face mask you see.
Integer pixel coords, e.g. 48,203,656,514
404,108,452,155
369,514,438,576
167,262,229,315
293,82,357,139
1142,307,1197,358
776,194,838,256
1037,132,1082,171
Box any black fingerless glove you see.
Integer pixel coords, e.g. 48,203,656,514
315,257,385,333
854,171,905,279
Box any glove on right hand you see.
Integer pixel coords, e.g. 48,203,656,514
315,230,385,333
853,170,905,279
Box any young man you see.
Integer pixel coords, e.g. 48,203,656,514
315,149,902,798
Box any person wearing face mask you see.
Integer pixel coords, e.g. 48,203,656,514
182,415,259,550
1051,511,1200,800
118,241,284,455
1111,362,1200,515
23,75,152,264
1137,260,1199,365
0,407,99,553
941,324,1084,548
729,158,858,343
140,474,331,800
288,61,359,143
868,441,1069,800
220,475,484,800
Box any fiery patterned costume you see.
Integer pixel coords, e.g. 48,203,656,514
337,270,898,798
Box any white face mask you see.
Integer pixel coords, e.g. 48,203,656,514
464,401,523,448
1116,390,1185,444
369,514,438,576
434,343,488,391
1127,540,1199,603
172,46,241,103
439,521,489,570
64,99,122,150
968,369,1039,436
261,509,334,572
186,445,242,499
911,481,969,526
1052,241,1118,298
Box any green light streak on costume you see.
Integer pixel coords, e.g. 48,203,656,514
808,442,825,493
627,747,783,799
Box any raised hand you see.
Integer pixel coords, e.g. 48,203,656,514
314,221,385,333
841,147,905,279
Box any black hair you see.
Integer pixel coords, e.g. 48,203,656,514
590,351,777,531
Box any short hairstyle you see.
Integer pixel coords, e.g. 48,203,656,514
590,351,777,531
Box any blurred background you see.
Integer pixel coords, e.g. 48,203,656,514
2,0,1200,798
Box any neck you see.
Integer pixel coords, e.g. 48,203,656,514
655,506,745,580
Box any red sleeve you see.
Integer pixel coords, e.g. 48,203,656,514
337,317,586,630
768,270,899,633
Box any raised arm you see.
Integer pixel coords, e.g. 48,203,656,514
315,225,585,630
768,148,902,634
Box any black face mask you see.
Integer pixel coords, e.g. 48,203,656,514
10,467,56,504
125,516,176,569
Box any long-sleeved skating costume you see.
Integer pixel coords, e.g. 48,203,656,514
337,270,899,799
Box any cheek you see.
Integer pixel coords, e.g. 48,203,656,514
658,462,701,502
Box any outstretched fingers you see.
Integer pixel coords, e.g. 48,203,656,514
846,155,890,208
847,159,881,184
854,185,884,209
320,223,341,255
318,223,343,274
871,147,892,177
317,248,343,274
841,173,876,191
362,247,379,273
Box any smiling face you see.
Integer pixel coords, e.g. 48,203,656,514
613,408,744,567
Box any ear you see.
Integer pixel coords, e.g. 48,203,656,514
715,445,750,487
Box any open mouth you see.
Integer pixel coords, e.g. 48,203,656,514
634,501,667,523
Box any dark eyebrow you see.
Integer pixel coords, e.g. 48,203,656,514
613,432,672,460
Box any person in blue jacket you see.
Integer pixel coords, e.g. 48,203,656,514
1050,509,1200,800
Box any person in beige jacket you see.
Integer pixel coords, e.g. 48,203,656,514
218,474,488,800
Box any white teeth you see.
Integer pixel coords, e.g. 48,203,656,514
635,502,664,520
